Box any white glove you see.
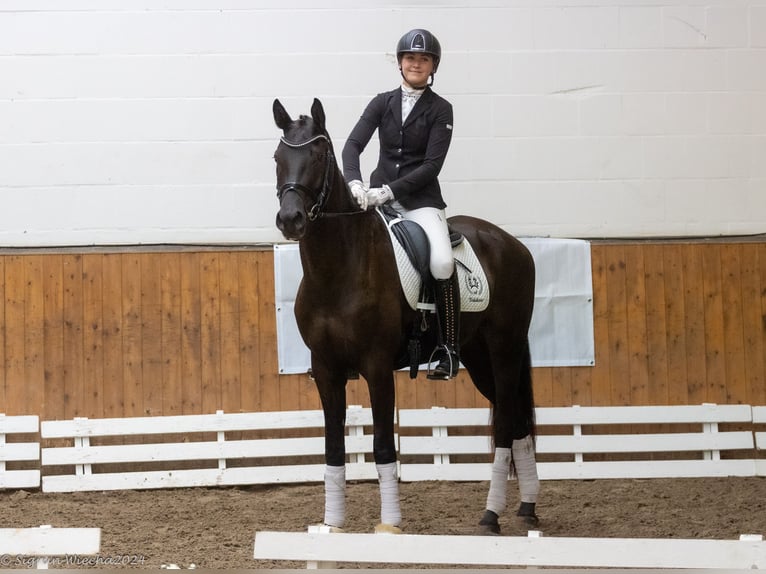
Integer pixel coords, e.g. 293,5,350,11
348,180,369,210
366,185,394,207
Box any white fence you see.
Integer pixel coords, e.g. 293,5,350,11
0,414,40,489
399,404,757,481
40,406,378,492
0,404,760,493
0,525,101,569
253,526,766,570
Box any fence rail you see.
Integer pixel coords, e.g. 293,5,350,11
0,404,758,493
253,527,766,570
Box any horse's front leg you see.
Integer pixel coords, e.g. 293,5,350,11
365,368,400,533
314,362,348,530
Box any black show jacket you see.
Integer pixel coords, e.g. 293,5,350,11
342,86,454,210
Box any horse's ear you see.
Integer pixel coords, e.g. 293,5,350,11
311,98,326,131
273,99,292,130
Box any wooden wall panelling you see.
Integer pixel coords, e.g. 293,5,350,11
42,255,65,421
683,244,708,405
747,244,766,405
721,244,747,404
160,253,183,416
701,245,727,403
625,245,650,405
121,254,143,417
219,252,242,414
180,252,203,414
2,241,765,419
642,244,668,405
589,245,611,407
238,252,263,413
661,245,686,405
101,254,124,418
82,254,105,419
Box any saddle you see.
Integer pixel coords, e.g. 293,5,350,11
379,204,463,284
377,205,489,379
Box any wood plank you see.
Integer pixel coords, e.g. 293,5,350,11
0,527,101,556
643,245,669,404
721,244,747,404
62,255,84,418
683,244,707,404
740,244,764,405
219,252,242,414
4,257,26,415
589,245,611,406
121,254,143,417
42,256,65,421
0,258,5,410
701,244,726,403
24,256,45,416
550,366,573,407
605,245,630,405
570,366,592,408
531,367,553,407
662,245,686,405
755,245,766,406
237,252,262,412
257,250,280,412
624,245,649,405
101,254,124,418
253,530,766,569
140,253,163,416
200,253,222,413
180,253,203,414
160,253,183,416
81,254,104,419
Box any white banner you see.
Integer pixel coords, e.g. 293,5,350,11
274,238,594,374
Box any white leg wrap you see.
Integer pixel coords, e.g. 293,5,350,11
376,462,401,526
485,447,512,515
512,435,540,503
323,464,346,528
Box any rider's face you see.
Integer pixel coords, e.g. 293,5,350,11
400,53,434,89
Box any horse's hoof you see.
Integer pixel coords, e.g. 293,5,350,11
478,510,501,535
374,523,402,535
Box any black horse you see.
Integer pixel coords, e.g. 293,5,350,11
272,98,539,534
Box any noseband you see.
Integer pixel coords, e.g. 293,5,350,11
277,134,335,221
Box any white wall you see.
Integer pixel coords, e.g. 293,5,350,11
1,0,764,246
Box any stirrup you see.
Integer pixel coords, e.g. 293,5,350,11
427,345,459,380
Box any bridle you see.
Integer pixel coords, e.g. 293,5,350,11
276,133,336,221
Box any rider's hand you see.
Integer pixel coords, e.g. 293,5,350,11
348,180,369,210
366,185,394,207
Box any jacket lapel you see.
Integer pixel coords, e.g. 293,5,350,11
387,88,403,128
402,87,433,128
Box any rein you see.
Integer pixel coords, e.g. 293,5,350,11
277,134,359,220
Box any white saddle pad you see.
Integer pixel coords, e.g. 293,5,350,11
376,208,490,312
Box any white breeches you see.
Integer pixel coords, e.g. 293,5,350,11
393,203,454,280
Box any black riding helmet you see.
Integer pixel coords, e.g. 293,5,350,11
396,28,441,84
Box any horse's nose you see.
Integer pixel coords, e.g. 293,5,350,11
276,206,306,240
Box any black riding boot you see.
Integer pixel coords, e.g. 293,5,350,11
428,271,460,380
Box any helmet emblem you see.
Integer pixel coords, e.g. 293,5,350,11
410,33,425,51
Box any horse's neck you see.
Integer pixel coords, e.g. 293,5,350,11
299,209,385,287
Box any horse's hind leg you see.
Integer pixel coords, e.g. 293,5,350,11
464,338,539,535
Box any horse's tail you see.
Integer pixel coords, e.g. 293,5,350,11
488,337,537,451
518,337,536,442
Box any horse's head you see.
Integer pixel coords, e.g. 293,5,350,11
272,98,336,241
